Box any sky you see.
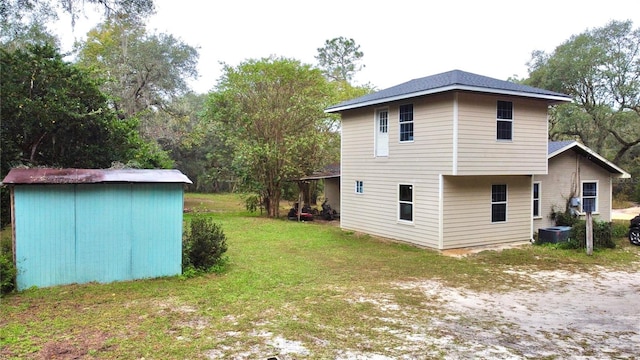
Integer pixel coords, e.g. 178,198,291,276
56,0,640,94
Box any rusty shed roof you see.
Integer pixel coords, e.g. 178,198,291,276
2,168,192,185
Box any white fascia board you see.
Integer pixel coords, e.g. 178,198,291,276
549,142,631,178
325,85,572,113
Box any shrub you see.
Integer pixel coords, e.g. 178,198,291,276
243,193,260,213
567,220,616,249
551,209,579,227
611,221,629,238
1,234,16,295
183,216,228,271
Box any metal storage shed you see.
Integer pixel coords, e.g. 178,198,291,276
2,168,192,290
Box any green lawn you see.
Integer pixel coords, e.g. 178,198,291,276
1,193,638,359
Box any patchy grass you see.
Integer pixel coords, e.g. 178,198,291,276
1,193,639,359
183,192,248,214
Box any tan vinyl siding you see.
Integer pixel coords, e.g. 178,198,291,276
339,94,454,248
533,151,614,233
442,175,532,249
324,178,340,212
456,92,548,175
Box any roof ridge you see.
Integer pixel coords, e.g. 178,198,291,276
326,69,571,113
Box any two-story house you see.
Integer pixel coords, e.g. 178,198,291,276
326,70,573,249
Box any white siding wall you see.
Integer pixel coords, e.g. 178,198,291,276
533,151,614,233
340,94,454,248
442,175,533,249
456,93,548,175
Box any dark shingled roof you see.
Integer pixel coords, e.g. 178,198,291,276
326,69,572,112
2,168,193,185
548,140,576,155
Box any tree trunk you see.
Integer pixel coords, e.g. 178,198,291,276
29,133,47,163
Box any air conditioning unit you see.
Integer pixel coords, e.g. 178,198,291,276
538,226,572,244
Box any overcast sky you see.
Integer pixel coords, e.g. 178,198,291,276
57,0,640,94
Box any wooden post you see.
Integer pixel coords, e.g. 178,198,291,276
297,190,303,222
586,211,593,256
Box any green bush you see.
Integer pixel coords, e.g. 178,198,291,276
183,216,228,271
612,221,629,238
551,209,579,227
1,234,16,295
243,193,261,213
567,220,616,249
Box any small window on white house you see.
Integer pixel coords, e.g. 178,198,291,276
492,184,507,223
399,104,414,142
533,182,541,218
376,108,389,157
399,184,413,222
497,101,513,140
355,180,363,194
582,181,598,213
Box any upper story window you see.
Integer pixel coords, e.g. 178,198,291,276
399,104,414,142
379,111,388,133
375,108,389,157
355,180,364,194
581,181,598,213
491,184,507,223
496,101,513,141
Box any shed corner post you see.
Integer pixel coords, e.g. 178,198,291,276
10,186,17,265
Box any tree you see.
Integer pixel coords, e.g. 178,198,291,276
206,57,335,217
2,44,126,168
155,93,237,192
1,0,155,28
0,44,170,224
0,0,61,53
75,17,199,123
525,20,640,164
316,37,365,83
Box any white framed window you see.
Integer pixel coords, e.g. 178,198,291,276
581,181,598,213
375,108,389,157
355,180,364,194
533,182,541,218
399,104,414,142
491,184,507,223
496,100,513,141
398,184,413,222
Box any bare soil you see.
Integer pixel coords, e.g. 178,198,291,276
252,265,640,360
613,206,640,220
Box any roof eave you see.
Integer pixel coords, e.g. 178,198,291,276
325,85,572,113
549,142,631,178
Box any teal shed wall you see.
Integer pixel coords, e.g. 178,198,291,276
14,183,184,290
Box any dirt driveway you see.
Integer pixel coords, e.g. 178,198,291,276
260,261,640,359
376,269,640,359
613,206,640,220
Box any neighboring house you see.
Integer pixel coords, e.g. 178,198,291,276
2,168,192,290
533,141,630,233
325,69,574,250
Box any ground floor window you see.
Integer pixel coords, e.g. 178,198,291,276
399,184,413,222
582,181,597,213
355,180,363,194
533,182,541,218
492,184,507,222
